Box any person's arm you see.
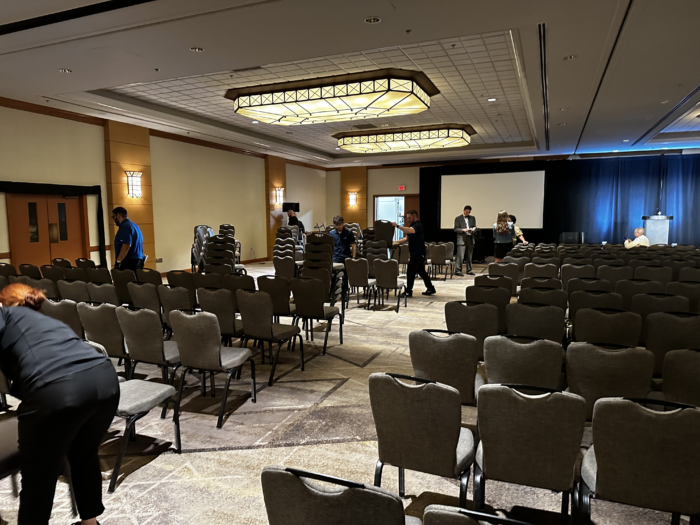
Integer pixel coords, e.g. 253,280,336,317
624,237,642,249
515,225,528,245
116,244,130,264
392,222,415,234
471,216,477,233
454,216,467,234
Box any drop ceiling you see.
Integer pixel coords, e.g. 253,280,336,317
1,0,700,167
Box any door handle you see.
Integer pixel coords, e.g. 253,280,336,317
49,223,59,243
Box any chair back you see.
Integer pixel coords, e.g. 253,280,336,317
75,258,96,269
567,277,611,299
169,310,222,370
261,466,406,525
645,311,700,374
679,267,700,282
505,303,565,343
517,288,567,311
615,279,664,310
488,263,518,294
465,285,510,333
569,291,623,323
222,273,256,312
116,306,167,364
86,282,120,305
634,265,673,288
590,398,700,515
663,350,700,407
111,268,136,304
40,299,83,338
157,284,191,328
51,258,72,268
272,256,295,280
532,257,559,267
86,267,112,284
19,264,42,280
57,280,90,303
483,335,564,390
566,343,654,419
40,265,64,282
478,384,586,491
62,267,87,282
126,282,161,319
444,302,499,360
666,281,700,313
344,258,370,288
0,263,17,279
198,288,237,337
560,264,596,291
662,259,695,281
409,330,479,405
258,276,293,316
374,259,401,289
366,253,387,278
237,290,274,340
77,302,126,359
523,263,558,279
368,372,463,478
193,272,222,290
136,267,163,286
574,308,642,347
290,278,326,319
519,277,562,290
474,275,513,295
166,271,196,308
631,292,689,329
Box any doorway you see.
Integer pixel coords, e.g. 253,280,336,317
374,194,420,241
6,193,88,267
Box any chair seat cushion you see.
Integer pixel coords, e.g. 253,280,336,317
333,262,344,271
235,265,245,270
272,323,301,341
324,306,340,319
454,427,476,476
405,516,423,525
117,380,176,418
295,261,303,267
0,418,20,476
581,445,597,493
163,341,181,364
367,279,377,287
220,347,253,370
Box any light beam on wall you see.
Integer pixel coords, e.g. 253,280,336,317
348,192,358,207
333,123,475,153
224,69,440,125
274,187,285,205
125,171,143,198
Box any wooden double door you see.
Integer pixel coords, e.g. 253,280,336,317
6,193,87,267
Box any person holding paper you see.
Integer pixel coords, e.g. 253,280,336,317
453,205,477,276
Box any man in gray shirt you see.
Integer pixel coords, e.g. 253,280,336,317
454,205,477,276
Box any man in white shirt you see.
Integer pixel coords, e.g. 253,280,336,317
624,227,650,248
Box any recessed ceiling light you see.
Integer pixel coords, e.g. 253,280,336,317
252,120,259,124
622,139,629,142
662,147,669,150
564,55,577,60
253,142,269,147
487,98,497,102
559,108,568,111
58,68,72,73
661,100,669,104
364,16,381,24
190,47,204,52
558,123,566,126
335,147,341,150
381,123,390,127
613,150,619,152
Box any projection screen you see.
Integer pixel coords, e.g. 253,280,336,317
440,171,545,229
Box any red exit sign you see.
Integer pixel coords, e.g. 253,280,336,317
398,185,405,191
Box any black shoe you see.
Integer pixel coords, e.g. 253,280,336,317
405,290,413,297
455,271,464,276
422,288,437,296
467,271,475,276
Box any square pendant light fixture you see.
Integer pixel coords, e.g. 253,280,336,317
274,187,285,205
333,123,476,154
348,192,358,207
224,69,439,126
125,171,143,198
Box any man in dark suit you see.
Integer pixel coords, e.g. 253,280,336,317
454,205,477,276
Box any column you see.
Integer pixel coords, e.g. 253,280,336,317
340,166,368,229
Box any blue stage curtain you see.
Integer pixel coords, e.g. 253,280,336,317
662,154,700,246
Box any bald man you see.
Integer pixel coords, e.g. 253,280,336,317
624,227,650,249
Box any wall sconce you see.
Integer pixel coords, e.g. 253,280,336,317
274,187,284,205
348,192,358,207
125,171,143,198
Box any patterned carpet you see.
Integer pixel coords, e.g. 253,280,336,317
0,263,682,524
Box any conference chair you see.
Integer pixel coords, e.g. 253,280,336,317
634,266,673,288
57,279,90,303
62,267,87,282
631,293,689,343
366,253,387,279
578,398,700,525
560,264,595,292
77,302,131,376
368,372,475,507
501,256,528,284
566,277,611,300
423,506,537,525
344,258,376,309
523,262,558,279
0,275,7,293
86,282,120,305
663,259,695,281
272,256,295,280
111,268,136,305
157,284,191,334
478,336,565,398
19,264,42,280
40,299,84,338
170,310,256,428
136,267,163,286
193,272,222,291
645,311,700,376
593,258,625,271
222,273,256,313
532,256,560,267
258,275,296,322
615,278,664,311
679,267,700,282
474,275,513,295
596,265,633,290
444,301,499,360
466,285,510,333
86,267,112,284
566,342,655,419
373,259,407,312
166,271,197,308
427,243,452,280
261,466,414,525
40,265,64,283
505,303,566,344
517,288,567,311
409,330,480,405
290,277,342,353
666,281,700,312
488,263,518,294
628,258,662,270
520,277,562,290
573,308,642,347
563,256,593,266
51,258,72,268
126,282,162,323
474,384,586,522
0,263,17,279
655,350,700,407
197,287,243,345
74,258,96,270
236,289,303,386
569,291,624,329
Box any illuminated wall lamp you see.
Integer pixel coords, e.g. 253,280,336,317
348,192,358,207
125,171,143,198
274,187,285,205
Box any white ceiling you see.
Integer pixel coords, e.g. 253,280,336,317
1,0,700,166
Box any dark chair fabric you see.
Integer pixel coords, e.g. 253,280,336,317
466,286,510,334
573,308,642,347
615,279,664,311
505,303,565,344
444,302,499,360
645,312,700,375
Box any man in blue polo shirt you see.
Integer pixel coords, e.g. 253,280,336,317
112,206,144,271
329,215,356,263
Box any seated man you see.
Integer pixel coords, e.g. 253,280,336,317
329,215,356,263
624,227,650,248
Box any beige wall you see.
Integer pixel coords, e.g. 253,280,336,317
0,106,108,264
150,136,266,272
367,167,420,224
286,164,327,231
326,170,341,222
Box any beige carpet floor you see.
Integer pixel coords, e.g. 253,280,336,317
0,262,682,524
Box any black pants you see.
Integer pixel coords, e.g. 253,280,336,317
406,253,434,292
17,361,120,524
120,258,144,272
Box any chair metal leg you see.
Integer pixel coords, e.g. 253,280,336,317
310,319,314,341
297,334,305,370
109,412,147,493
0,393,8,411
323,318,332,355
398,466,405,497
173,394,182,453
671,514,681,525
338,314,343,344
396,288,401,314
200,371,207,396
268,342,283,386
128,361,137,380
458,467,471,509
473,463,484,511
248,359,257,402
210,371,216,397
373,459,384,487
10,472,19,497
561,491,570,522
216,370,234,429
173,368,189,424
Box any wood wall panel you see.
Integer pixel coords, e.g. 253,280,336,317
265,155,286,260
340,166,368,229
